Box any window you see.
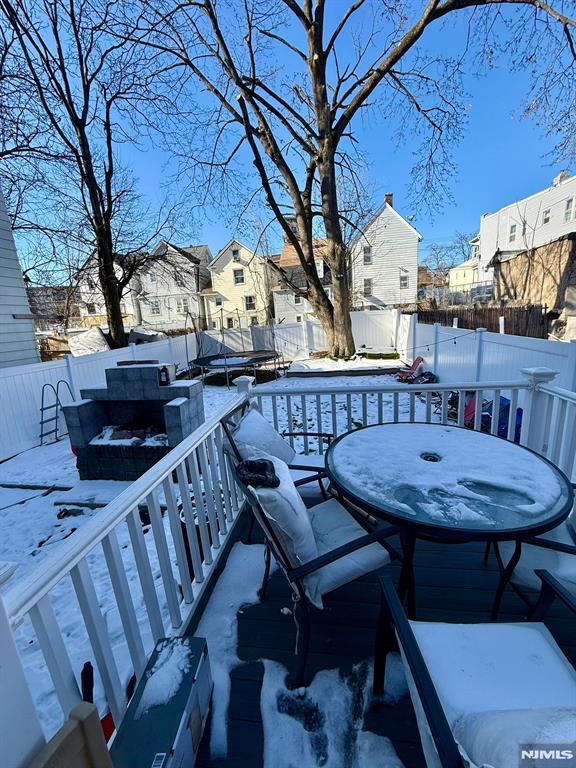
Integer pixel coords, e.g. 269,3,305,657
363,245,372,265
522,221,527,238
233,268,245,285
176,298,189,314
400,274,409,289
296,315,302,323
509,223,517,243
149,271,157,283
174,271,185,287
215,296,223,307
542,209,551,225
363,278,372,297
86,277,96,291
86,302,96,315
250,316,258,326
211,321,217,329
227,318,234,329
294,294,302,305
150,299,161,315
565,198,575,223
232,248,240,261
244,295,256,311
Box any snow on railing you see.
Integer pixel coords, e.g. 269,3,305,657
1,394,246,760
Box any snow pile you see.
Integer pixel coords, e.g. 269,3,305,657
260,660,404,768
210,356,251,366
67,327,110,356
330,424,564,527
196,542,268,758
135,640,191,719
90,425,168,447
290,356,399,373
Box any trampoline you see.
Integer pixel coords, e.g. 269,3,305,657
194,349,280,387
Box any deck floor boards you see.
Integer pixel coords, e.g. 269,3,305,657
195,528,575,768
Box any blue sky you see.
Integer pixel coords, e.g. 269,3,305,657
124,6,572,263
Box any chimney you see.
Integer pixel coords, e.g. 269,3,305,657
385,193,394,208
283,215,299,243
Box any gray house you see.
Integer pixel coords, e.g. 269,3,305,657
0,186,39,368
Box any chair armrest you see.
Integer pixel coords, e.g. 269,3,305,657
292,472,326,487
286,524,401,581
523,537,576,556
532,569,576,619
378,577,464,768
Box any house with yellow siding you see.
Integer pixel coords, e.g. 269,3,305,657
203,239,271,329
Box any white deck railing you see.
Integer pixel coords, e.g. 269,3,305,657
1,394,246,763
4,366,576,767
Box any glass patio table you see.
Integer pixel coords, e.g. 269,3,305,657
325,422,574,618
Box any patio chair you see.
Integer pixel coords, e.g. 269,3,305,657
373,571,576,768
228,453,400,688
492,488,576,614
395,355,424,383
221,404,333,505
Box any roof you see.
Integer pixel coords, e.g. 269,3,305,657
277,238,328,268
481,172,576,222
209,238,256,269
449,257,479,271
272,263,332,290
349,200,422,246
153,241,210,266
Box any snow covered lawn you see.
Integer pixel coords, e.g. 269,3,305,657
289,356,401,374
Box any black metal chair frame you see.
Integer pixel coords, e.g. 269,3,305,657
489,482,576,618
373,569,576,768
226,453,401,688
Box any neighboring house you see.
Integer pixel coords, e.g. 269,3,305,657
26,285,81,332
349,194,420,308
272,239,331,324
0,187,39,368
77,242,212,331
489,233,576,313
477,171,576,269
204,239,271,328
448,256,481,291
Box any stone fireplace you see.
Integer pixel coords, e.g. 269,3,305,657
63,361,204,480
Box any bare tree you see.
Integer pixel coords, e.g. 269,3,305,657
128,0,575,356
0,0,187,346
424,230,476,284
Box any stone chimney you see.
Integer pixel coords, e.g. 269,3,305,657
385,193,394,208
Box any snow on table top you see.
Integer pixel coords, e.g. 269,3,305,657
329,423,567,529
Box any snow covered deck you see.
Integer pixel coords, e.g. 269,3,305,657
192,513,576,768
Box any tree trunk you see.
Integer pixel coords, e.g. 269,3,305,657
330,271,355,357
97,233,126,347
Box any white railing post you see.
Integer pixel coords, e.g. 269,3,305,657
129,342,137,361
452,317,458,328
475,328,486,382
567,339,576,392
234,375,254,399
305,320,315,355
432,322,440,374
0,596,45,768
411,313,418,363
520,367,559,452
65,353,78,400
499,316,505,334
167,335,175,362
394,308,401,351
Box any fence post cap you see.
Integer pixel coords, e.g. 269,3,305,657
234,375,255,394
521,367,558,385
476,327,487,332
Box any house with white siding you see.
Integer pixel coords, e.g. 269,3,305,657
77,242,212,331
271,239,331,324
0,187,39,368
204,240,271,328
349,194,420,308
477,171,576,268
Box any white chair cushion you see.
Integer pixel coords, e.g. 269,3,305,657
308,498,390,598
410,621,576,726
500,521,576,592
453,707,576,768
233,407,296,464
248,452,322,608
289,468,328,507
